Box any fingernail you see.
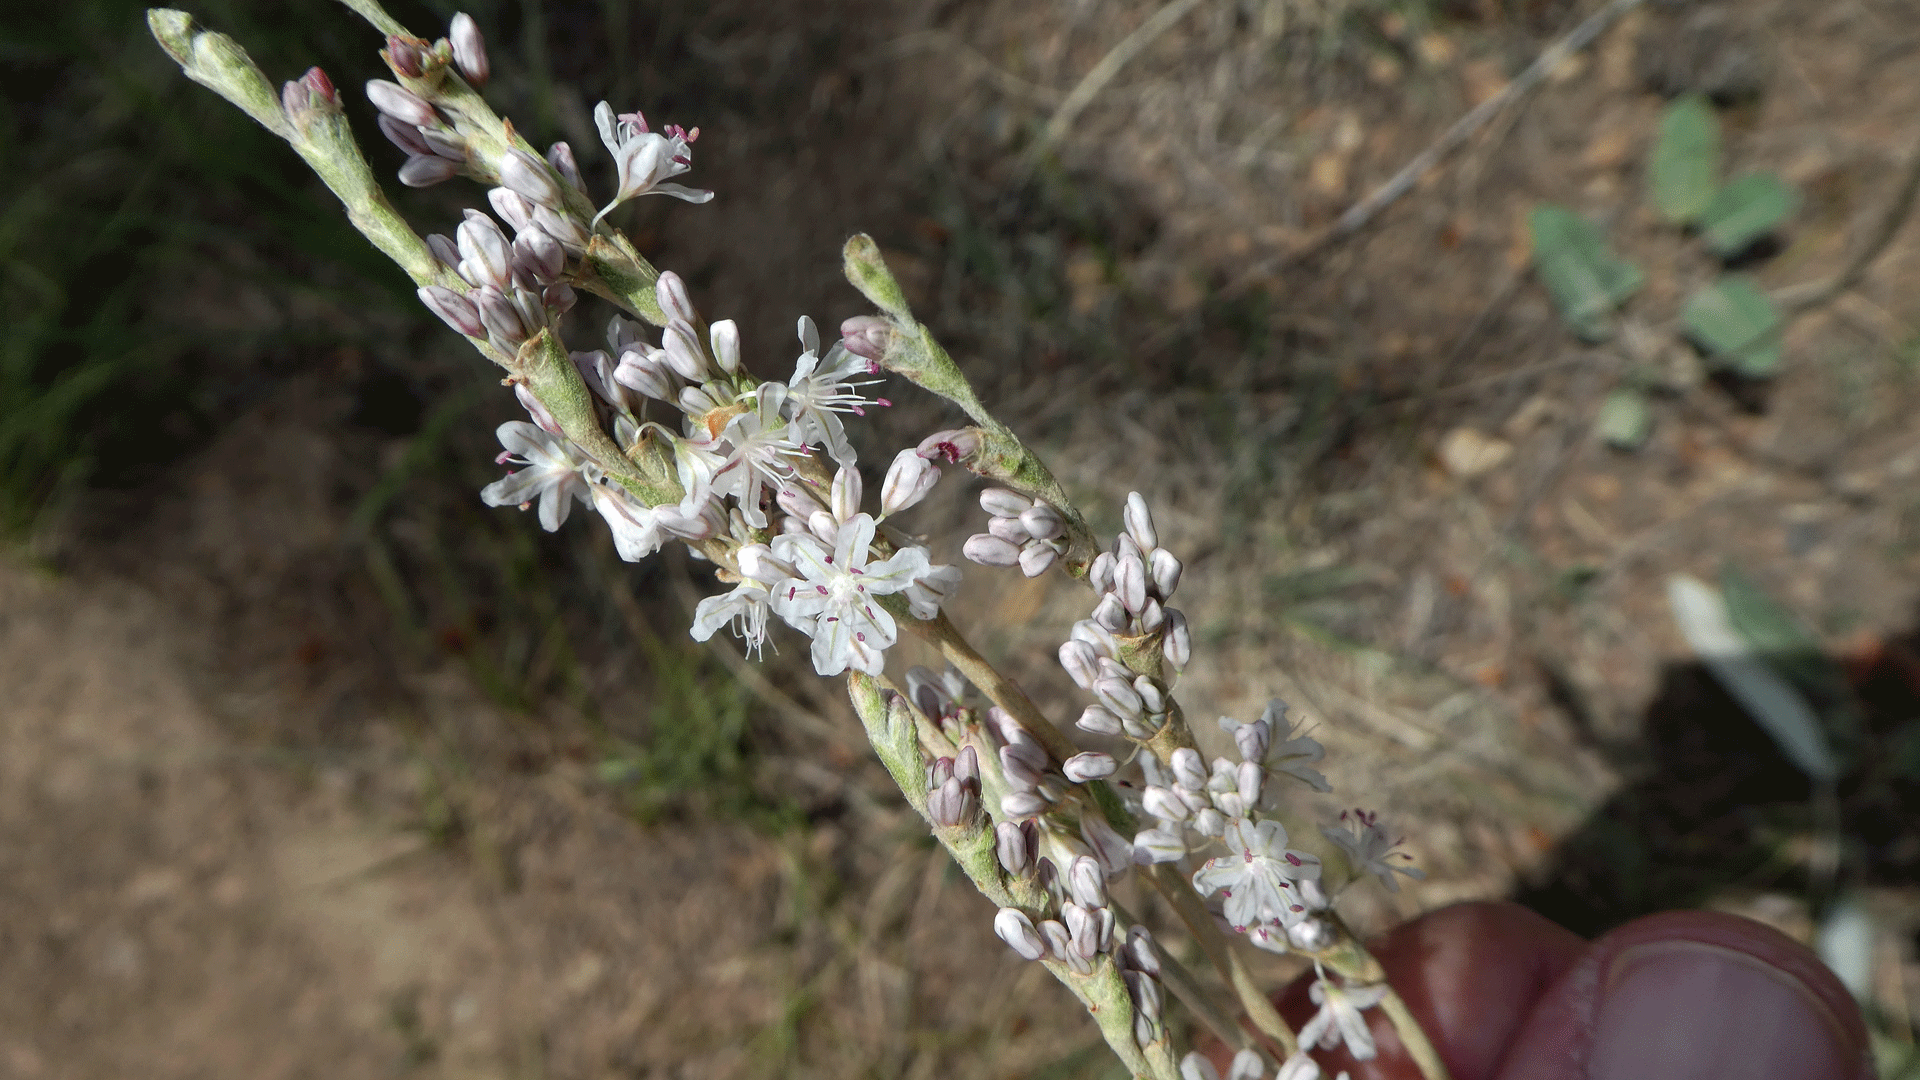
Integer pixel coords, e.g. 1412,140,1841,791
1590,940,1857,1080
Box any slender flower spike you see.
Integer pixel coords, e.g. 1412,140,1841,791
1300,978,1390,1060
769,514,932,677
591,100,713,226
1323,810,1426,892
479,421,591,531
1191,818,1323,932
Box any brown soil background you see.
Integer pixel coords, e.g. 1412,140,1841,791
7,0,1920,1076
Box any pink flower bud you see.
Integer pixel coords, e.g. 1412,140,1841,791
840,315,892,361
1123,491,1158,550
1020,503,1064,540
1018,541,1057,577
398,154,459,187
880,448,939,515
366,78,437,127
418,285,483,338
994,908,1045,960
547,141,585,195
449,13,490,86
980,488,1031,517
655,271,696,324
1075,704,1123,736
962,533,1021,567
1063,752,1117,783
498,148,562,207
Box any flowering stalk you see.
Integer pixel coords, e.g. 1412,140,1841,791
150,7,1454,1080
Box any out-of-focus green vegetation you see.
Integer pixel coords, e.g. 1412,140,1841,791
0,0,420,536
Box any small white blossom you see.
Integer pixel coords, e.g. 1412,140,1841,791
709,382,807,528
1270,704,1332,793
691,544,792,656
588,479,668,562
1322,809,1426,893
1190,818,1322,932
784,316,886,466
770,514,931,676
1300,978,1389,1060
480,421,591,531
591,101,712,226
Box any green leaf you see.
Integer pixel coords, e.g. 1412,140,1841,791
1667,575,1838,782
1699,172,1799,256
1595,387,1653,449
1529,205,1643,343
1650,93,1722,223
1681,277,1782,377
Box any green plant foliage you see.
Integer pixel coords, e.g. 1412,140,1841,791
1595,387,1653,449
1681,277,1782,377
595,632,770,825
1649,93,1722,224
1698,172,1799,257
1529,205,1643,342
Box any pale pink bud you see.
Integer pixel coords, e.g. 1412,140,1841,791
1092,594,1128,631
1170,748,1206,790
498,148,562,207
996,821,1035,876
987,515,1030,544
807,510,839,546
383,35,432,79
456,210,512,290
840,315,891,361
1123,491,1158,550
1089,551,1116,594
661,321,709,381
449,13,490,86
655,271,696,324
398,154,459,187
1162,608,1191,673
1018,541,1056,577
365,79,436,127
377,113,433,155
425,232,460,268
1076,704,1123,736
775,482,824,520
1059,640,1100,690
1143,787,1189,823
1115,551,1148,615
830,466,862,523
613,348,674,401
999,745,1044,792
980,488,1031,517
1068,855,1107,909
514,384,562,435
419,126,468,161
1149,548,1182,598
880,448,939,515
1094,675,1145,720
1001,791,1048,819
1063,752,1117,783
418,285,482,337
994,908,1045,960
547,141,585,195
1126,926,1162,975
512,227,566,283
1138,598,1165,633
488,187,535,232
1020,503,1064,540
963,533,1021,567
708,319,741,374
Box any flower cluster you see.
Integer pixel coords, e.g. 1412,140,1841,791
151,8,1448,1077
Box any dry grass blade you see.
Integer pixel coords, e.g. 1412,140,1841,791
1033,0,1207,155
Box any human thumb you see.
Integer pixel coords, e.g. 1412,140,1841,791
1494,910,1872,1080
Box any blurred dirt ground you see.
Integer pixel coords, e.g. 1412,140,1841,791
7,0,1920,1075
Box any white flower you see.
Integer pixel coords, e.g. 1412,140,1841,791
784,316,886,466
1270,704,1331,793
1322,809,1426,893
709,382,807,528
1190,818,1322,932
588,479,668,562
480,421,591,531
769,514,931,676
1274,1051,1320,1080
691,544,791,656
902,562,961,620
1299,978,1389,1060
591,101,712,226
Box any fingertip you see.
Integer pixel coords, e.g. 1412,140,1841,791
1493,910,1873,1080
